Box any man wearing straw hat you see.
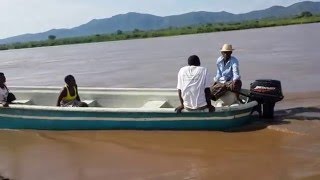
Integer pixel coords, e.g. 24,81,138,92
210,44,242,102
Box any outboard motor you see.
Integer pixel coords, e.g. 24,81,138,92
249,79,284,118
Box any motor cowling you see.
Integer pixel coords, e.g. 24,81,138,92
249,79,284,118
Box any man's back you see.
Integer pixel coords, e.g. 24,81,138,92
177,66,212,109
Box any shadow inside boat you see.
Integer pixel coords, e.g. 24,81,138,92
224,106,320,132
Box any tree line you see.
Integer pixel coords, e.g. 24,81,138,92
0,11,319,51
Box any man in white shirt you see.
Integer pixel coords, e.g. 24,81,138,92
176,55,215,113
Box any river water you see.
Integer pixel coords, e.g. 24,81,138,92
0,23,320,180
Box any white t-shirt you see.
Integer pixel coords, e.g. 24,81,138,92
177,66,212,109
0,87,8,104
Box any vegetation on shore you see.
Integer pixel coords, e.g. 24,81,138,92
1,12,319,51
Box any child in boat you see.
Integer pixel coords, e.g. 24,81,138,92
0,72,9,107
56,75,88,107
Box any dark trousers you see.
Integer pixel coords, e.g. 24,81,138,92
210,80,242,101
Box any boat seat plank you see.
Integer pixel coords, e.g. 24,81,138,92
13,99,32,105
142,100,171,108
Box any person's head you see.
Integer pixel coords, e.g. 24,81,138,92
0,72,6,84
188,55,201,66
64,75,76,86
220,44,233,60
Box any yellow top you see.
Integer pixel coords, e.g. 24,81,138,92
62,85,77,102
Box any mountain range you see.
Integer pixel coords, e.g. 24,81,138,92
1,1,320,44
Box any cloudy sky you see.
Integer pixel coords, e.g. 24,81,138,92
0,0,313,39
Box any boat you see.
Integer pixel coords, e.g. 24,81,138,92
0,86,260,131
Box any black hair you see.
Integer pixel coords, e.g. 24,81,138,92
188,55,201,66
64,75,75,83
0,72,4,76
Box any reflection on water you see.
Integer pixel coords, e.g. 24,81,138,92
0,23,320,179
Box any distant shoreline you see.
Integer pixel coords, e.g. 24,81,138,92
1,13,319,51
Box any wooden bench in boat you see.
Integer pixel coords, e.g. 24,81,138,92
12,99,32,105
141,100,172,108
11,99,96,106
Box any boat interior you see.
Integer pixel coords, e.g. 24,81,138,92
9,87,251,109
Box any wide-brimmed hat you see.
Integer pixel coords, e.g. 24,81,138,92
220,44,234,52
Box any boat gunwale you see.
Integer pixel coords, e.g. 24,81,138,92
5,86,258,113
9,86,178,92
6,101,258,113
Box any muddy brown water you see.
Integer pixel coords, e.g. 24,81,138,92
0,23,320,180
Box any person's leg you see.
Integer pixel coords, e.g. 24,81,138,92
60,100,73,107
71,100,82,107
231,80,242,102
210,82,228,101
79,102,88,107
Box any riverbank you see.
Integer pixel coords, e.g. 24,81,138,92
1,13,319,51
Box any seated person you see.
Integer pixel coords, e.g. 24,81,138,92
175,55,215,113
211,44,242,102
56,75,88,107
0,72,9,107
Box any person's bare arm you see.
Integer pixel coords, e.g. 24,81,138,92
175,89,184,113
56,87,67,106
75,85,81,101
